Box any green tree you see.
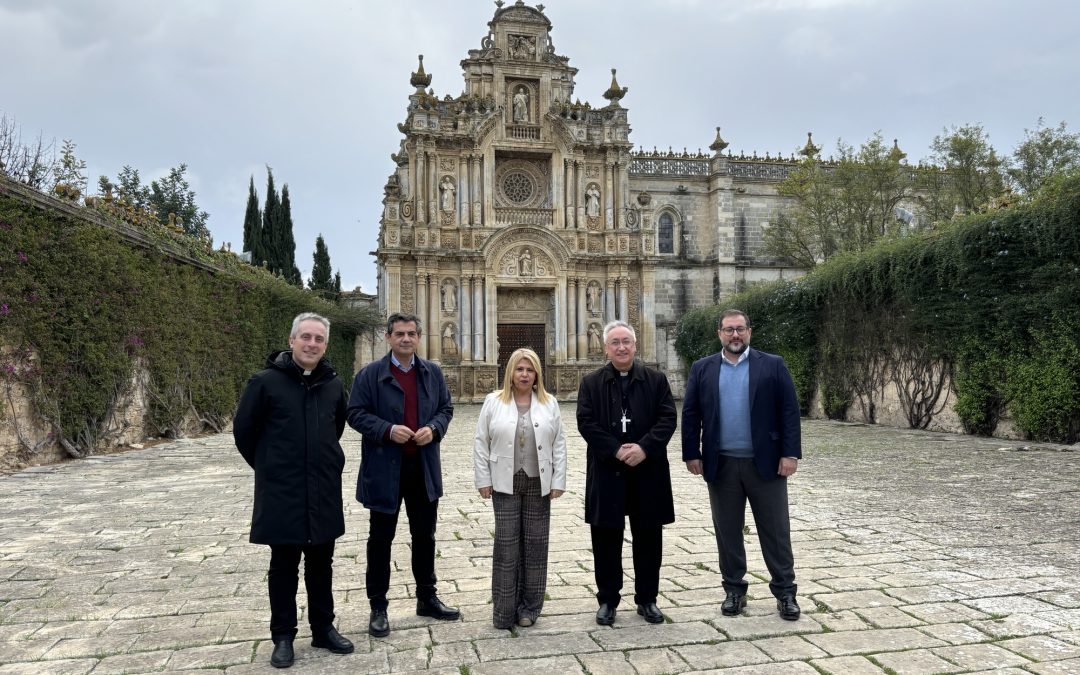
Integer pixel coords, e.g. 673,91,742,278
308,234,335,299
98,165,152,210
333,271,342,299
53,139,87,199
242,176,262,264
764,133,912,267
279,184,301,286
149,164,210,240
926,124,1006,214
261,167,282,273
1009,118,1080,195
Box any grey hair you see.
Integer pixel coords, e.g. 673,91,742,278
602,319,636,344
290,312,330,338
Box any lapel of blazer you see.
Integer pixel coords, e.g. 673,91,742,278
748,348,761,413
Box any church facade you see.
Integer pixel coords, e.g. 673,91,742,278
369,1,807,400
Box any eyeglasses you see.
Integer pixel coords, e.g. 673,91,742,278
606,338,635,347
720,326,749,336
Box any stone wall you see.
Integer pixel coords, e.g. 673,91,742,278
0,357,184,472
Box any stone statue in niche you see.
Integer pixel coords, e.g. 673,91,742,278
586,282,601,315
588,323,603,356
439,175,456,212
512,87,529,123
442,323,458,355
585,184,601,218
518,247,534,276
441,280,456,312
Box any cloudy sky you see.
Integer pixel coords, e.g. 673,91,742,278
2,0,1077,293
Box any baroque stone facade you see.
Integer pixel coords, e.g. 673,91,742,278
371,1,806,399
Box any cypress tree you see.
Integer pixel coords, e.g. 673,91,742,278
279,184,302,286
262,168,281,273
333,271,342,301
309,234,334,298
242,176,261,263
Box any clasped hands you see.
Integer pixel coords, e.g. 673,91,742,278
389,424,434,446
478,486,564,500
616,443,646,467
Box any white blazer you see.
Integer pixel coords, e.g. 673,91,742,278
473,391,568,496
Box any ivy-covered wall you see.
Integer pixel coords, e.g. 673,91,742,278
675,174,1080,443
0,180,376,468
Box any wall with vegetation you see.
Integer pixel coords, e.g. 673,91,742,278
0,178,375,470
675,174,1080,443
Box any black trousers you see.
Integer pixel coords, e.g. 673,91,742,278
590,518,662,607
268,541,336,641
366,453,438,610
707,456,797,599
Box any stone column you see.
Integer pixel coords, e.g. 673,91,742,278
415,147,426,225
612,160,621,230
605,278,616,322
604,161,614,229
563,158,573,229
459,156,469,227
618,277,628,321
576,277,587,359
555,276,567,361
575,160,585,228
428,152,438,225
416,271,428,358
640,265,656,362
566,278,577,361
461,275,472,363
428,274,441,361
471,156,482,225
472,277,484,362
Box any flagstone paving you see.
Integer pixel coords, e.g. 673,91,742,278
0,405,1077,674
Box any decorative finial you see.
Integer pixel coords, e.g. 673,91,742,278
495,0,504,7
410,54,431,90
709,126,729,153
889,138,907,163
537,3,545,11
799,131,821,158
603,68,628,106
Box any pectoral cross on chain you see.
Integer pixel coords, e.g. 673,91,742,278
620,410,632,434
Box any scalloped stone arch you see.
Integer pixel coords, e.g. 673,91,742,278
482,225,572,274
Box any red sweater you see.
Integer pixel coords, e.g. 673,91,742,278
390,363,419,456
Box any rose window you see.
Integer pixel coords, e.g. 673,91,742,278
502,171,535,204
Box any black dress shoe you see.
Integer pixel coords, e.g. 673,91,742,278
311,626,354,654
416,595,460,620
595,603,616,626
270,638,294,668
721,592,747,616
636,602,664,624
777,594,801,621
368,609,390,637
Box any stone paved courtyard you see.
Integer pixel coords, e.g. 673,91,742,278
1,404,1078,674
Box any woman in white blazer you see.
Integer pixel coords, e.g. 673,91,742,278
474,347,567,629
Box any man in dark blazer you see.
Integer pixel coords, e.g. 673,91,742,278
234,313,354,668
681,309,803,621
347,313,458,638
577,320,678,626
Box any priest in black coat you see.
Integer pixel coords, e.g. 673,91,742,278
576,320,677,626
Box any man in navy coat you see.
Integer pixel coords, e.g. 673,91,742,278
681,309,802,620
347,313,458,637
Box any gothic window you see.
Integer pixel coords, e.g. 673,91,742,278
658,212,674,254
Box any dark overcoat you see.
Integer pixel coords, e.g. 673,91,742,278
346,352,454,513
233,350,347,546
576,361,678,528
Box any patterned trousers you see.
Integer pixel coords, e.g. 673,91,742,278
491,470,551,628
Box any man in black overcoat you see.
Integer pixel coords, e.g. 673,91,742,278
577,320,678,626
234,313,355,668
